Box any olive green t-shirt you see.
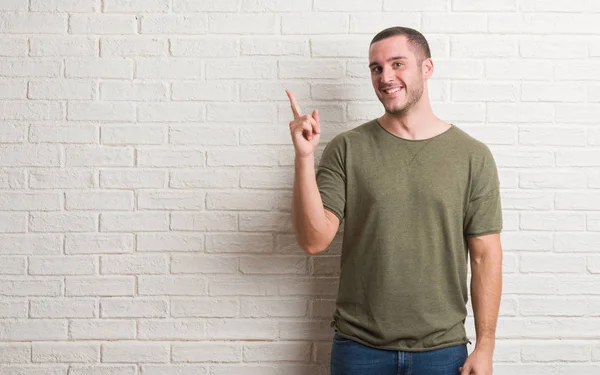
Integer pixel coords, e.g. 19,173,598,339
316,119,502,352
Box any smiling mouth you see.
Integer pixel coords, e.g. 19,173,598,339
381,86,404,95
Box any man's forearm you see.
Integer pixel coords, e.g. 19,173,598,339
470,245,502,353
292,155,329,253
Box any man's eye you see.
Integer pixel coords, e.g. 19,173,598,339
395,62,403,67
372,67,381,73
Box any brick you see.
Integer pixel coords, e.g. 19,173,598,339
522,342,590,361
557,105,600,123
556,192,600,210
521,169,585,190
69,14,136,34
101,38,167,57
588,214,600,231
0,192,62,211
238,126,292,145
0,299,27,317
492,149,553,168
102,342,169,363
141,15,207,34
240,298,307,318
279,320,332,340
557,150,600,167
30,125,99,143
0,213,26,233
66,276,134,297
0,0,27,11
206,319,277,340
207,147,280,166
136,233,204,252
490,14,599,34
66,146,133,167
451,35,518,58
206,103,274,123
0,60,61,77
501,191,553,210
0,80,26,100
209,278,278,296
138,276,207,296
30,298,96,318
65,234,133,255
0,235,62,255
503,275,556,295
349,13,420,34
100,169,166,189
170,169,238,189
240,256,306,275
0,12,66,33
29,212,97,233
241,38,307,56
520,0,600,12
423,13,487,33
383,0,446,10
452,82,517,102
243,342,311,362
172,82,235,101
0,37,28,56
2,101,63,120
66,58,134,79
171,254,238,274
101,125,165,145
140,365,207,375
0,256,25,274
173,0,238,11
209,365,278,375
100,298,168,318
486,60,553,80
460,125,516,145
69,366,136,375
138,320,206,340
29,169,96,189
520,212,586,231
0,279,62,296
452,0,517,11
207,61,275,79
103,0,169,12
68,102,135,122
0,343,30,363
170,126,236,146
101,255,167,275
137,191,204,210
138,103,204,122
170,298,238,318
312,83,372,100
521,38,587,59
520,127,586,146
0,320,66,340
100,82,167,101
279,60,344,79
30,0,97,12
30,37,98,57
282,14,347,34
171,212,237,231
521,255,585,274
487,103,554,123
240,82,308,102
69,320,135,340
209,14,276,34
29,256,96,276
207,191,279,211
33,342,99,363
100,213,169,232
555,234,600,253
172,343,239,363
240,168,292,189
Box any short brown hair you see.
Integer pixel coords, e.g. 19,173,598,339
370,27,431,63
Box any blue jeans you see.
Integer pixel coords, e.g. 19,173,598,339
330,333,468,375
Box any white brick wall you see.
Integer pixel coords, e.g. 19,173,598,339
0,1,599,374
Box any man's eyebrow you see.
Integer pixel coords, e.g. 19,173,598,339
368,56,408,68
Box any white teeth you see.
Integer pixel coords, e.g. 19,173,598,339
383,87,403,94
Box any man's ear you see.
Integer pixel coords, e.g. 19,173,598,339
422,57,434,79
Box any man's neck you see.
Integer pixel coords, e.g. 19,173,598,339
378,110,449,141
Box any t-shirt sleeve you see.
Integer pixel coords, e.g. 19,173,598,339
315,134,346,223
464,145,502,237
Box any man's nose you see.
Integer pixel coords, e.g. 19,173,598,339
380,67,394,83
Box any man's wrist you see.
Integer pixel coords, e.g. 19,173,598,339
474,337,495,353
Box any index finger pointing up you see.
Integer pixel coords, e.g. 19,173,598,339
285,89,302,119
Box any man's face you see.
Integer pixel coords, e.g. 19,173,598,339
368,35,428,116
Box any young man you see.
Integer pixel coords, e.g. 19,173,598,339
288,27,503,375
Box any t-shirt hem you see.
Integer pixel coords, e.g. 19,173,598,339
323,205,343,223
333,331,470,352
465,229,502,238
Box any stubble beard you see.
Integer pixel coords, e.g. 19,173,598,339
380,82,424,117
